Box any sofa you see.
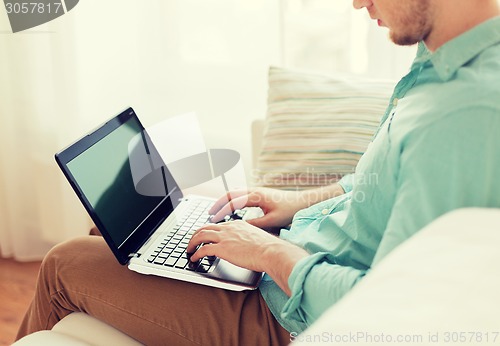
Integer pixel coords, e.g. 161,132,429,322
292,208,500,346
13,67,500,345
14,208,500,346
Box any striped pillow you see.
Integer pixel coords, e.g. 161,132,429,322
255,66,395,190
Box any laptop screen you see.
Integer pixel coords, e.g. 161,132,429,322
57,109,183,263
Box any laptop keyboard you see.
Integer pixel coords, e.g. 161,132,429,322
146,199,216,273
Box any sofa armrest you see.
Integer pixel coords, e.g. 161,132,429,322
292,208,500,345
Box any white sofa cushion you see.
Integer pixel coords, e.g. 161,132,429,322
13,312,142,346
291,208,500,345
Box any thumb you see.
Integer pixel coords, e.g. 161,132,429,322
246,214,279,230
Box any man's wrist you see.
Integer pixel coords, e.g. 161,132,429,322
261,239,309,296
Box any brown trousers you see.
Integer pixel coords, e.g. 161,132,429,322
16,236,290,345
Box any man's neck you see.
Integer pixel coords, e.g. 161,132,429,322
424,0,500,51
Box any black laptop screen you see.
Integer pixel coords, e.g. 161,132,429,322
66,115,179,248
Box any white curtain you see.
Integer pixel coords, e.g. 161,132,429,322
281,0,417,79
0,14,89,260
0,0,281,261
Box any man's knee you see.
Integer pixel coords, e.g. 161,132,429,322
41,236,105,274
44,236,92,259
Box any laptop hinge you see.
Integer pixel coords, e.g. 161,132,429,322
129,253,141,259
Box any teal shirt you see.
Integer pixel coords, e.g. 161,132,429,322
260,17,500,334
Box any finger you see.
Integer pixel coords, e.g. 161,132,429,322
189,243,218,263
189,223,225,248
211,193,264,223
209,189,250,215
211,197,245,222
186,229,221,255
192,223,223,238
246,215,274,229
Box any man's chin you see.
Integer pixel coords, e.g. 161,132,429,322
390,32,422,46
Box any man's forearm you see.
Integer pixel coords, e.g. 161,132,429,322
261,183,345,294
262,240,310,296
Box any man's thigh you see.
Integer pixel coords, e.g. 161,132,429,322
48,236,289,345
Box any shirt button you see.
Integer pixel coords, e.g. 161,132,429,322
321,209,329,215
393,98,399,106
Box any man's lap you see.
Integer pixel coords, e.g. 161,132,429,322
35,236,289,345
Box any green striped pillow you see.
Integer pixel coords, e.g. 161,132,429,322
255,66,395,190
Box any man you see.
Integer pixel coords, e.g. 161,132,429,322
17,0,500,345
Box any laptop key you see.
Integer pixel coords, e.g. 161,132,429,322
175,258,189,268
195,264,210,273
201,258,213,266
146,199,219,272
164,257,177,267
154,257,166,265
168,239,180,245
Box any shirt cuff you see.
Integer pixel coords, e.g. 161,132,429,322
280,252,335,323
338,173,355,193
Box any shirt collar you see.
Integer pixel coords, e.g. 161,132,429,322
414,16,500,81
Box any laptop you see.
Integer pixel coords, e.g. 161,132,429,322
55,107,263,291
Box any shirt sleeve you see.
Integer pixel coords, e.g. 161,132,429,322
337,173,355,193
282,252,367,325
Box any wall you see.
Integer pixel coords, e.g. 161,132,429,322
0,0,282,258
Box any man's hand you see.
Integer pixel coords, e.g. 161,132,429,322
209,186,344,233
208,188,306,232
186,220,309,296
193,184,345,294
